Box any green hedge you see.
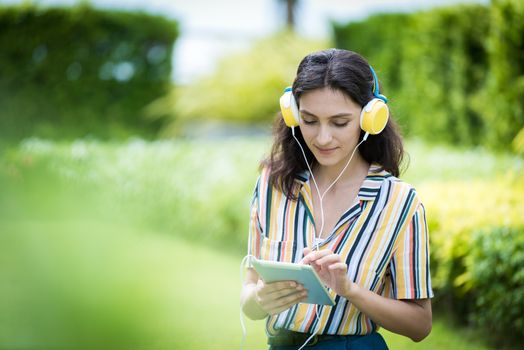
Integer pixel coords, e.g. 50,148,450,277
472,0,524,150
466,226,524,347
0,4,178,140
435,225,524,347
417,176,524,348
333,0,523,151
333,13,410,103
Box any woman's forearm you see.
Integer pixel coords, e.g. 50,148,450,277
346,285,432,342
240,283,269,320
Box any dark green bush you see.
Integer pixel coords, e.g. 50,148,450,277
333,1,523,151
467,226,524,347
472,0,524,150
0,4,178,140
333,13,411,100
397,5,489,145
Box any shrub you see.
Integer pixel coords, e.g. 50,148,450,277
466,226,524,347
333,13,411,100
333,1,524,151
0,4,178,140
471,0,524,150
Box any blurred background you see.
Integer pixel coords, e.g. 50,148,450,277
0,0,523,349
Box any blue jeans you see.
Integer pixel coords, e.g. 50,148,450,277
268,332,388,350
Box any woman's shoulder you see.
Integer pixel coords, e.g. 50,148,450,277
256,164,301,198
372,165,423,205
253,165,275,196
257,165,272,187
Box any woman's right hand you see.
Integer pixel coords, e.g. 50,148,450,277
254,279,308,316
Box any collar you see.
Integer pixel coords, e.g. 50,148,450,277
295,163,390,202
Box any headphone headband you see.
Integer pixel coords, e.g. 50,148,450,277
369,65,388,103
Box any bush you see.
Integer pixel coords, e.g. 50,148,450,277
398,5,489,145
333,1,524,151
0,4,178,140
466,227,524,347
472,0,524,150
333,13,411,98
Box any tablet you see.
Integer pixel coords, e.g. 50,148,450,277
251,258,335,306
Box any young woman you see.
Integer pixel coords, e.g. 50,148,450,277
241,49,433,349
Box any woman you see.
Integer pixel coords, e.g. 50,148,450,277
240,49,433,349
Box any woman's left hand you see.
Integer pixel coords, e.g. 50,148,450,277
302,247,354,298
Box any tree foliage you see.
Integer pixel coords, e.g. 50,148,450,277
0,4,178,140
333,1,523,151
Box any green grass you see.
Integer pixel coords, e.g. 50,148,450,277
0,220,491,350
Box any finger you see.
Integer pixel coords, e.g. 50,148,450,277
328,262,348,272
258,280,298,296
302,249,332,264
316,254,342,267
268,291,308,315
263,288,303,306
265,285,305,300
259,289,303,310
300,247,311,264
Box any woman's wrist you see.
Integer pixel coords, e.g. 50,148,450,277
242,283,268,320
343,280,361,301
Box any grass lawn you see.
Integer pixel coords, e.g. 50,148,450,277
0,220,491,350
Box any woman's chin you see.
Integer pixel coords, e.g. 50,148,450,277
314,156,342,168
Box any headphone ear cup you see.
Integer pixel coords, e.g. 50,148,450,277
279,89,300,127
360,98,389,135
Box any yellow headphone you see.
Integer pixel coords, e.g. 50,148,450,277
279,65,389,139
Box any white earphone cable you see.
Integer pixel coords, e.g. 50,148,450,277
239,254,253,350
291,126,365,349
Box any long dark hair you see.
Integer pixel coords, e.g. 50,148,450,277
262,48,405,200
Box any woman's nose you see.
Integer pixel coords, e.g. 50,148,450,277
316,125,332,145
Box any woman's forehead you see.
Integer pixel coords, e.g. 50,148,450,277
299,87,360,114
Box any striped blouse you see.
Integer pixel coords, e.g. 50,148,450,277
248,164,433,336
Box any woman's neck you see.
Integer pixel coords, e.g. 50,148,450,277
313,153,370,192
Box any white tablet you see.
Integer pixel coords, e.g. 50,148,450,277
251,258,335,306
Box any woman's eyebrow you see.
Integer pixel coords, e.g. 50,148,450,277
299,109,353,118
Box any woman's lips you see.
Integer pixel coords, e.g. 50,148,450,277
315,146,338,155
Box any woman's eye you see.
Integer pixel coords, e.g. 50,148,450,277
302,120,316,125
334,122,349,127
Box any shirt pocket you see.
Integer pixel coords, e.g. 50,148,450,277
260,237,297,263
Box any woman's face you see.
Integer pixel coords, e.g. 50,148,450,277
298,87,363,169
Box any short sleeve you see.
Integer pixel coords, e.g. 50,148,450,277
247,176,263,259
389,202,434,299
